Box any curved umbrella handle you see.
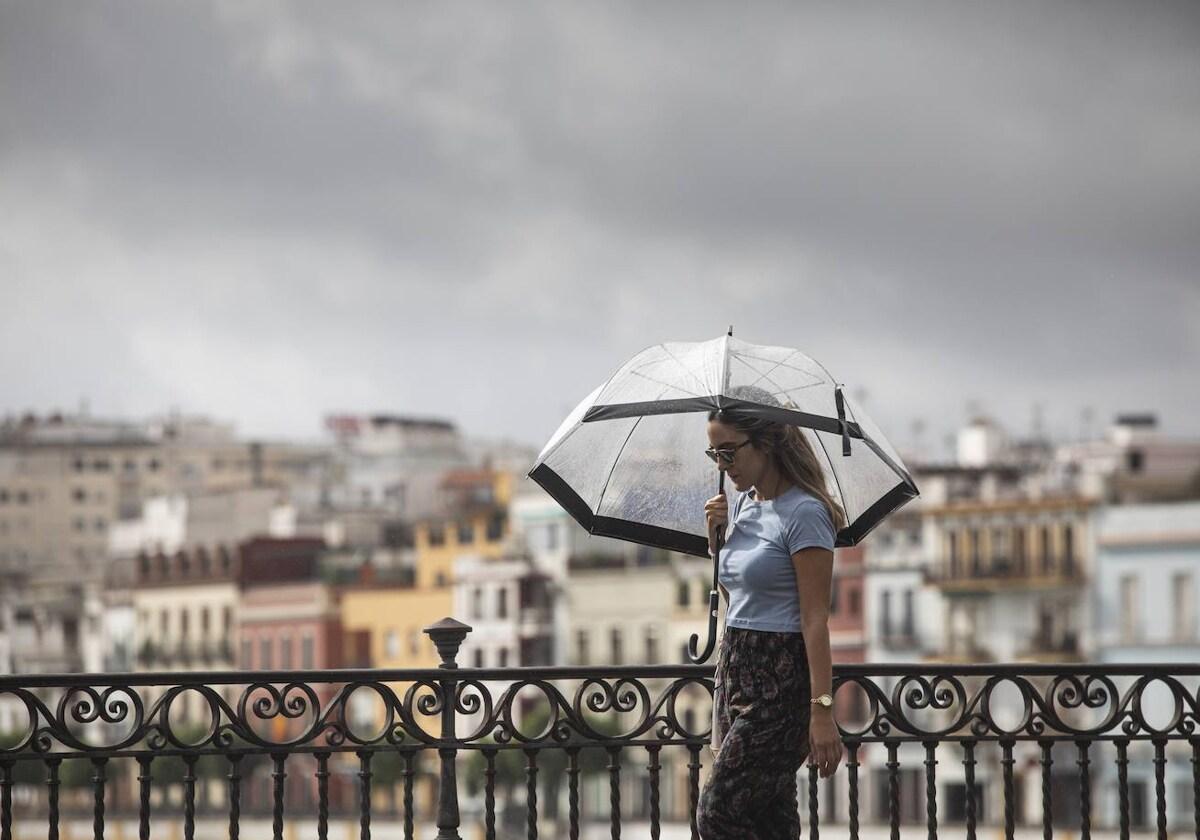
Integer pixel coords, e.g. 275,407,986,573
687,471,725,664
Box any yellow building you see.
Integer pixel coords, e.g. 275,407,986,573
340,469,513,668
412,468,512,589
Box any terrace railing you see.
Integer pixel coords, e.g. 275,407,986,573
1,617,1198,839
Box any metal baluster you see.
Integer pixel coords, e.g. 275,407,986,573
1039,740,1052,840
567,747,581,840
687,744,701,840
1191,740,1199,840
1001,740,1016,840
425,618,471,840
227,754,243,840
646,745,661,840
808,763,819,840
0,760,12,840
924,740,938,840
46,758,61,840
271,752,287,840
315,752,330,840
403,750,415,840
525,748,539,840
136,756,152,840
886,740,900,840
483,749,497,840
183,754,197,840
1075,740,1091,840
847,741,860,840
962,740,977,840
91,757,107,840
607,745,621,840
1116,739,1129,840
1153,739,1167,840
357,750,373,840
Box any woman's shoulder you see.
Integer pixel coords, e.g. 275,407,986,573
775,488,833,524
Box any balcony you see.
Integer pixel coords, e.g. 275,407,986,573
2,618,1198,838
931,555,1085,593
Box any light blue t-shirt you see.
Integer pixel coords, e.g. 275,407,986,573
718,486,836,632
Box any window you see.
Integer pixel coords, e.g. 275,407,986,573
147,458,161,472
92,458,110,472
576,630,589,665
677,580,690,608
281,637,293,669
473,649,485,668
1172,573,1194,640
1127,449,1144,473
435,571,448,587
260,639,273,670
385,630,399,658
160,609,169,635
223,606,233,631
497,647,509,667
497,588,508,619
1062,525,1075,575
302,635,315,669
471,587,483,619
847,586,861,617
968,529,981,574
879,590,892,638
902,590,914,637
610,628,623,665
545,523,559,551
200,608,210,635
1120,575,1140,642
180,610,190,639
645,626,659,664
486,513,504,541
72,488,86,503
457,521,475,544
428,524,445,547
947,532,959,577
1039,527,1053,575
1013,527,1027,573
241,640,252,668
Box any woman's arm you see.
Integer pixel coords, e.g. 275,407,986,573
793,546,843,778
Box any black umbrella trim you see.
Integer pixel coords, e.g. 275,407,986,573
836,482,920,546
584,397,866,440
528,463,710,557
530,464,920,555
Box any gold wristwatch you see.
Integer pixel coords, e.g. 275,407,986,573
810,693,834,709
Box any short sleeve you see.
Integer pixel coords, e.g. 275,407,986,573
782,498,836,554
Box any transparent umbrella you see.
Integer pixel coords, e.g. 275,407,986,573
529,332,919,661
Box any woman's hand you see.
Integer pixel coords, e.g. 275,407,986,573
704,493,728,554
807,713,843,778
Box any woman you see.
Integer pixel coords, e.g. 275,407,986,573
696,401,846,840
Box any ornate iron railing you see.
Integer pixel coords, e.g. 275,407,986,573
1,617,1198,839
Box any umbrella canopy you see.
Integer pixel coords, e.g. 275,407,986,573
529,334,918,557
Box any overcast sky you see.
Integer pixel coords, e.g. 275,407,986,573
2,1,1198,458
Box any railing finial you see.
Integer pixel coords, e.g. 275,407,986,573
423,617,472,669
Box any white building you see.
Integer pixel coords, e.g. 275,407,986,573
1090,501,1200,831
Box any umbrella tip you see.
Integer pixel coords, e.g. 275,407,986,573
727,324,733,337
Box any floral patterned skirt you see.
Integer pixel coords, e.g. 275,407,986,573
699,626,812,839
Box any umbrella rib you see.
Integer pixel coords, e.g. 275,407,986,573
594,415,645,519
729,352,825,398
659,344,712,396
627,368,703,398
740,349,799,393
732,351,827,388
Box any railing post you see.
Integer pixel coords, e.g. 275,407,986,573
424,617,473,840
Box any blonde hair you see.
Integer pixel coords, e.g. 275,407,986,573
710,395,847,533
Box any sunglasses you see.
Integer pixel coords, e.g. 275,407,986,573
704,439,752,465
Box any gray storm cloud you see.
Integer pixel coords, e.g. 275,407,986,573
1,1,1197,452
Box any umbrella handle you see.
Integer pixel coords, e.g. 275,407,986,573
687,471,725,664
